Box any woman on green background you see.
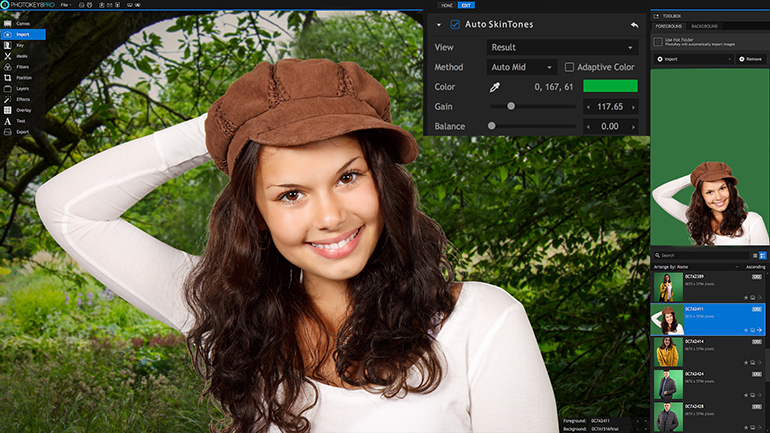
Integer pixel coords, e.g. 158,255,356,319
656,337,679,367
651,306,684,335
652,161,769,245
659,274,673,302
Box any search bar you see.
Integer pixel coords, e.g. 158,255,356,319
653,251,753,260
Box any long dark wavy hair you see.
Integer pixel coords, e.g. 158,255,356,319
661,310,679,334
184,130,455,433
685,178,747,245
659,336,675,350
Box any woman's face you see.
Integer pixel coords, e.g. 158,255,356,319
663,337,671,347
700,179,730,213
665,313,674,324
664,274,670,283
254,134,384,288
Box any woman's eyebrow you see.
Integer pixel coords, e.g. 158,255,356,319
266,156,362,190
336,156,361,175
267,182,303,190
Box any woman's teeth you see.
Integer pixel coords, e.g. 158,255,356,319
311,229,359,250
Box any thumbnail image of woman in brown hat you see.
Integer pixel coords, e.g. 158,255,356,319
36,59,557,432
652,161,769,245
651,306,684,335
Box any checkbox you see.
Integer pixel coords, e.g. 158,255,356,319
450,19,460,30
564,62,575,72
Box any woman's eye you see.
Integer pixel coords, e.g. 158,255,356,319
278,190,304,203
338,171,362,185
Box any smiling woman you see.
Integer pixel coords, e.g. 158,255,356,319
652,161,770,245
36,58,558,433
254,135,384,286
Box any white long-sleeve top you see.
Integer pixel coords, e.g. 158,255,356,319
35,114,559,432
651,311,685,335
652,174,770,245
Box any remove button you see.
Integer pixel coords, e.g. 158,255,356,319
738,54,767,65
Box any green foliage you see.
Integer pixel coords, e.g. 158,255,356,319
413,135,650,417
0,264,210,431
123,164,228,255
7,285,66,335
295,12,423,139
0,337,212,432
1,265,168,338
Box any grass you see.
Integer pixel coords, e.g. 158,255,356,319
0,261,217,432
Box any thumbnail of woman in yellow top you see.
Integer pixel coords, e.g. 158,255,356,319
659,274,673,302
657,337,679,367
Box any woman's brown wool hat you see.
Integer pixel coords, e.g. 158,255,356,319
205,58,419,176
690,161,738,188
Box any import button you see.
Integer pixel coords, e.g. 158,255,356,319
1,29,46,40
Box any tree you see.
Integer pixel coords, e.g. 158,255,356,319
1,11,206,255
0,10,313,259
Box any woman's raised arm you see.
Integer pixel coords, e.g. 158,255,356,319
651,310,663,329
35,115,211,333
652,174,691,224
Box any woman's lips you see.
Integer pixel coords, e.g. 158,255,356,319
306,227,362,259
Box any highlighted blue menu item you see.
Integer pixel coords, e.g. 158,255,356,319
682,304,765,336
1,29,46,40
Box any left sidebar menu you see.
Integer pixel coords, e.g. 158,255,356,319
0,23,45,138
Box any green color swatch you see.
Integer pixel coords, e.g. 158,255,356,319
583,79,638,92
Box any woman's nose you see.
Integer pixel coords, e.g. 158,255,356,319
313,193,346,231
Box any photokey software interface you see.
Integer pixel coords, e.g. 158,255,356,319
2,1,769,432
